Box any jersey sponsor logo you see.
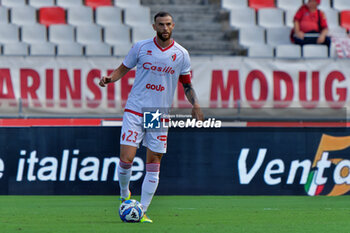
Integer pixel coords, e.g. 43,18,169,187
157,135,167,141
142,62,175,74
147,50,152,55
146,83,165,92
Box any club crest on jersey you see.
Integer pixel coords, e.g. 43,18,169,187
171,53,177,61
147,50,152,55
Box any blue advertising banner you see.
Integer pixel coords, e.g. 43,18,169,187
0,127,350,196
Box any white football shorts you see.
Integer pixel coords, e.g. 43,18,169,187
120,111,168,154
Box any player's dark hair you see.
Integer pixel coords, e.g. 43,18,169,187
154,11,173,23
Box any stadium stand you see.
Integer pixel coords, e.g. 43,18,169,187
85,0,112,9
219,0,350,58
28,0,55,8
340,10,350,31
147,0,242,55
124,6,152,27
248,0,275,10
11,6,37,26
257,8,284,28
0,0,348,58
0,6,9,23
67,6,94,26
21,24,47,44
76,25,103,45
285,9,298,27
266,27,291,46
318,0,332,10
276,0,303,11
239,26,265,47
333,0,350,11
0,24,20,43
112,43,132,56
248,45,274,58
1,0,26,7
221,0,248,10
114,0,141,8
30,42,56,56
95,6,123,27
104,25,131,42
39,7,66,27
56,0,84,8
229,8,256,28
324,8,340,28
104,24,132,46
85,42,112,56
131,25,155,43
56,42,84,56
49,25,75,44
303,44,329,58
2,42,28,56
275,44,302,58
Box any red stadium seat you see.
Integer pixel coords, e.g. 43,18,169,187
85,0,112,9
340,10,350,31
249,0,275,10
39,7,66,27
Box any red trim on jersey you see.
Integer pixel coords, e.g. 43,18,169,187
125,108,143,117
153,37,175,52
179,74,191,84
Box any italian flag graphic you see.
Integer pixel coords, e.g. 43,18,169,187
305,170,325,196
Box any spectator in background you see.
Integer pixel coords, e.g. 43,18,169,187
291,0,331,48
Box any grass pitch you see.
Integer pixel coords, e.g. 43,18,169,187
1,195,350,233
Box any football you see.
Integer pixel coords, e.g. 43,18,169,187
119,199,144,222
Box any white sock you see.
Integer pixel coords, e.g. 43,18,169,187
141,163,160,212
118,160,132,198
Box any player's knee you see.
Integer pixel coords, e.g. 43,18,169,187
146,150,163,164
119,155,133,164
119,159,133,169
119,150,134,163
120,145,137,163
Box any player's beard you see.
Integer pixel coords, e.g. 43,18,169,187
157,31,172,42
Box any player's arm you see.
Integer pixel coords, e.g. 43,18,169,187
99,63,131,87
182,82,204,121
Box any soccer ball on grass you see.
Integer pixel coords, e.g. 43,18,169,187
119,199,144,222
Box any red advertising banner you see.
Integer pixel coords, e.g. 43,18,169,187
0,57,348,116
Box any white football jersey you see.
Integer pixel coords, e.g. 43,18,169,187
123,37,191,114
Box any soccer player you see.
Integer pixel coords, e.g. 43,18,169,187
99,11,203,223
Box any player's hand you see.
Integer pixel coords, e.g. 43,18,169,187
99,76,112,87
192,104,204,121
